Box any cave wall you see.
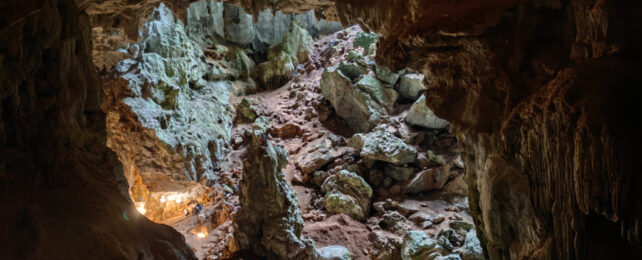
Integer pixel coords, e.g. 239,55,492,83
333,0,642,259
0,0,195,258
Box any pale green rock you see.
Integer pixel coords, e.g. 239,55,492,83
253,22,312,89
401,231,444,260
353,31,379,54
385,165,415,181
354,74,398,112
427,150,447,166
237,98,256,121
406,168,452,193
321,170,373,220
338,62,368,81
375,65,404,85
406,95,449,129
356,131,417,165
117,4,233,182
318,246,352,260
320,67,386,132
398,73,427,100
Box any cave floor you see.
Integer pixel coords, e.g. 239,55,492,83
163,26,475,260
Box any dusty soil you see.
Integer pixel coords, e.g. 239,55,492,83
165,26,474,260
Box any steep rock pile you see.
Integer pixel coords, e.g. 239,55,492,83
334,0,642,258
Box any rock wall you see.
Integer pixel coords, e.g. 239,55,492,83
0,0,195,258
333,0,642,258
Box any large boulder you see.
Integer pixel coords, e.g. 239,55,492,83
296,132,344,174
405,167,453,193
398,73,427,100
234,119,318,259
187,0,225,46
401,231,444,260
462,230,484,260
354,75,398,112
376,65,404,85
318,245,352,260
406,95,449,129
349,131,417,165
253,22,313,89
321,170,373,220
321,70,398,133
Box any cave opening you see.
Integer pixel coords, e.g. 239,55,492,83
4,0,640,259
96,1,477,259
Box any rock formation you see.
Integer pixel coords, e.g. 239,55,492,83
0,0,195,258
233,118,318,259
333,0,642,258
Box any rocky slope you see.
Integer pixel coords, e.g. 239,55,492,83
332,0,642,258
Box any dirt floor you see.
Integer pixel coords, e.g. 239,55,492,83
164,26,475,260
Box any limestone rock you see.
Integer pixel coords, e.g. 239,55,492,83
106,4,234,192
401,231,443,260
318,245,352,260
385,165,415,181
406,168,452,193
406,95,449,129
237,98,257,121
375,65,404,85
338,62,369,81
462,230,484,260
223,3,254,45
253,22,312,89
296,132,344,174
321,170,373,220
187,0,225,46
398,73,427,100
351,131,417,165
320,68,386,133
353,31,379,55
354,75,398,113
234,120,318,259
437,229,464,251
426,150,447,166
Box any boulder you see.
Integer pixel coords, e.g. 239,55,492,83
297,132,344,174
427,150,447,166
338,62,369,81
437,229,464,251
406,168,452,193
462,230,484,260
253,22,312,89
318,245,352,260
401,231,444,260
350,131,417,165
353,31,380,55
320,68,386,133
321,170,373,220
385,165,415,181
376,65,404,85
406,95,449,129
236,98,257,121
354,75,398,112
398,73,427,100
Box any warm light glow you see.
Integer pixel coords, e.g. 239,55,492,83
196,232,205,238
175,194,182,203
168,195,176,201
160,196,166,203
136,204,146,215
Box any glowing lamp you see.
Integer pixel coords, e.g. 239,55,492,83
196,232,205,238
136,205,146,215
160,196,166,203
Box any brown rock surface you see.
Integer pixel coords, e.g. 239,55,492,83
333,0,642,258
0,0,194,258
